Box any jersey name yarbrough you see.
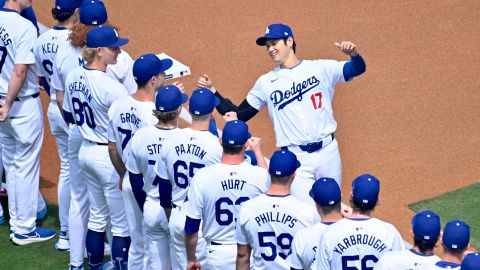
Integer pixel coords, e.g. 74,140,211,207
333,233,388,255
270,76,319,110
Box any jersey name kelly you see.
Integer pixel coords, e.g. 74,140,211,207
333,233,388,255
41,42,59,54
270,76,319,110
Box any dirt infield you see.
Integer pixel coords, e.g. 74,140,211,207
32,0,480,239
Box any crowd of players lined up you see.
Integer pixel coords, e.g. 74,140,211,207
0,0,479,270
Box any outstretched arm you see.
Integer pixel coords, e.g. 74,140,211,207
335,41,366,81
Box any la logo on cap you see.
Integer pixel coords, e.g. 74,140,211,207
284,32,288,35
265,27,270,34
113,29,119,38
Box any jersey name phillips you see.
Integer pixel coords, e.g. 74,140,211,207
255,211,297,228
270,76,319,110
333,234,387,255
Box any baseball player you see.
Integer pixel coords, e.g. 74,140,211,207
423,219,470,270
33,0,83,252
152,88,223,270
461,253,480,270
287,177,344,270
0,0,56,245
63,25,130,270
125,85,188,269
0,0,39,33
235,149,318,270
108,53,173,270
374,210,441,269
198,23,366,206
315,174,405,269
184,120,270,270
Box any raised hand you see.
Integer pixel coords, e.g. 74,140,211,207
334,41,358,57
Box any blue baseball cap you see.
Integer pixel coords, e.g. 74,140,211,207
133,54,173,83
55,0,83,12
256,23,294,46
155,85,188,112
412,210,441,242
352,174,380,207
80,0,107,26
268,150,300,177
309,177,341,206
442,219,470,251
189,88,220,116
461,253,480,270
86,26,128,48
222,120,251,146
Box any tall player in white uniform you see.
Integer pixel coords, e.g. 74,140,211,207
315,174,405,270
125,85,188,269
235,150,318,270
287,177,344,270
0,0,56,245
374,210,441,270
184,120,270,270
63,26,130,270
33,0,83,251
198,23,366,205
153,88,223,270
108,53,173,270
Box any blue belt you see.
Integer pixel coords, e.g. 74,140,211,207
282,133,335,153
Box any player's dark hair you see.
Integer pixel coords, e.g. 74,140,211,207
269,175,291,185
191,114,211,123
442,243,467,255
282,38,296,53
51,8,75,22
221,143,244,155
153,109,180,124
319,201,342,216
413,236,437,253
136,80,148,89
350,197,376,215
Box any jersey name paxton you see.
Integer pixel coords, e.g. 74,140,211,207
270,76,319,110
333,233,388,255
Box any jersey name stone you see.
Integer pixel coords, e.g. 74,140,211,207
333,234,388,255
270,76,319,110
0,26,12,46
147,143,162,155
174,143,207,159
254,211,297,228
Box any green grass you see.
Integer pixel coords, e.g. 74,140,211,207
409,183,480,249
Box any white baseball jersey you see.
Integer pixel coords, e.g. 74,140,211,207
422,262,461,270
125,126,180,198
107,95,157,161
374,249,440,270
33,26,70,102
63,66,128,143
184,162,270,243
0,9,39,96
246,60,347,147
315,217,406,270
235,194,319,269
153,128,222,207
288,221,334,270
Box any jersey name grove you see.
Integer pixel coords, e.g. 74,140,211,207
270,76,319,110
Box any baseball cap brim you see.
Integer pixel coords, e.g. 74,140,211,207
159,59,173,72
108,38,129,48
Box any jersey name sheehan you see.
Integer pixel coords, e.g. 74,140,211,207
68,81,92,102
333,233,388,255
255,211,297,228
270,75,320,110
174,143,207,159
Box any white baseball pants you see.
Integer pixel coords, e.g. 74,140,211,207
143,197,170,269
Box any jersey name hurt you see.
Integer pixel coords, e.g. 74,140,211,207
333,233,388,255
0,26,12,46
221,179,246,191
174,143,207,160
270,76,319,110
120,112,141,128
255,211,297,228
68,81,92,102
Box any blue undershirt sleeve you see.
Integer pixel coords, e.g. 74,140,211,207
39,77,51,96
184,216,201,235
20,6,39,33
208,117,219,137
343,54,366,81
63,110,75,124
129,171,146,212
157,176,173,208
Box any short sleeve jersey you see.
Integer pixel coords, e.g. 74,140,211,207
0,8,39,96
153,128,222,207
63,66,128,143
184,162,270,243
235,194,319,269
374,249,440,270
246,60,346,147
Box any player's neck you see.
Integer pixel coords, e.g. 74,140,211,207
440,253,463,264
349,212,372,219
279,54,300,69
87,61,107,72
3,2,21,12
132,88,155,102
221,153,244,165
266,184,291,196
190,120,209,131
411,246,434,255
155,120,178,130
321,212,343,223
57,19,77,29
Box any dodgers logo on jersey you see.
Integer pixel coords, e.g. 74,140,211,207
270,76,319,110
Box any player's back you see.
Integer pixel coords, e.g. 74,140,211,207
0,9,38,96
107,95,157,160
236,194,318,269
155,127,222,207
421,261,461,270
185,162,270,244
374,249,440,270
64,66,127,143
316,217,405,270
